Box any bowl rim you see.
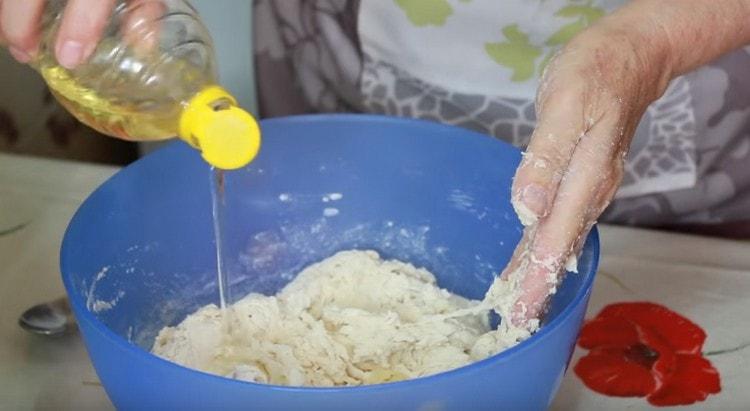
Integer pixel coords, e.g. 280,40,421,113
61,113,600,393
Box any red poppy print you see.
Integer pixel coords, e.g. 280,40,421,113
574,302,720,406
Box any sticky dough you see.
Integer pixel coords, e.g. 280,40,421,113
152,250,534,386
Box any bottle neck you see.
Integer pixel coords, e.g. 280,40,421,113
178,85,236,147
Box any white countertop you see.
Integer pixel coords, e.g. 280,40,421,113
1,153,748,410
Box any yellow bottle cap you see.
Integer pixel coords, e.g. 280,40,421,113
179,86,261,170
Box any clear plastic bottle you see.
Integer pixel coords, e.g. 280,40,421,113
31,0,260,170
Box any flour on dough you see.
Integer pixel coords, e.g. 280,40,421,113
152,250,533,386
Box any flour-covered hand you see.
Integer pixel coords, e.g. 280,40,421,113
502,0,750,326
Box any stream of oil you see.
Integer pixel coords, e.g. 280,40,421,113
209,167,230,311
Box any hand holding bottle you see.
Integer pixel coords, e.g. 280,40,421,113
1,0,260,170
1,0,116,68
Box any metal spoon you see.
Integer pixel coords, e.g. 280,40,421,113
18,296,76,336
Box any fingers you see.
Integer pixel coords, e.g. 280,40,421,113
491,226,536,326
55,0,115,69
499,226,534,280
0,0,116,67
502,23,663,330
0,0,45,63
512,105,626,323
511,84,587,226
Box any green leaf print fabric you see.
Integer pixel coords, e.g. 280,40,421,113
253,0,750,230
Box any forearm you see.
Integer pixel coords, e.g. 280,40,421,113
599,0,750,78
508,0,750,324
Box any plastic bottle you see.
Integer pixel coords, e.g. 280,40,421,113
31,0,260,170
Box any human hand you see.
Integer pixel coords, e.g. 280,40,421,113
496,22,672,327
0,0,116,68
501,0,750,329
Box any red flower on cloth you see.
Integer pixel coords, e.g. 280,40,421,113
574,302,720,406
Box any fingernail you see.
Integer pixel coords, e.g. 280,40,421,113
9,46,31,63
57,40,84,69
519,184,549,219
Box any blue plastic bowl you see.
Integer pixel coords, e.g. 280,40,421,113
61,114,598,410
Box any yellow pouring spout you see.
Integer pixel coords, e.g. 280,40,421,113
179,86,261,170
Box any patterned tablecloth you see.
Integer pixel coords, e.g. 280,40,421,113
1,153,748,410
